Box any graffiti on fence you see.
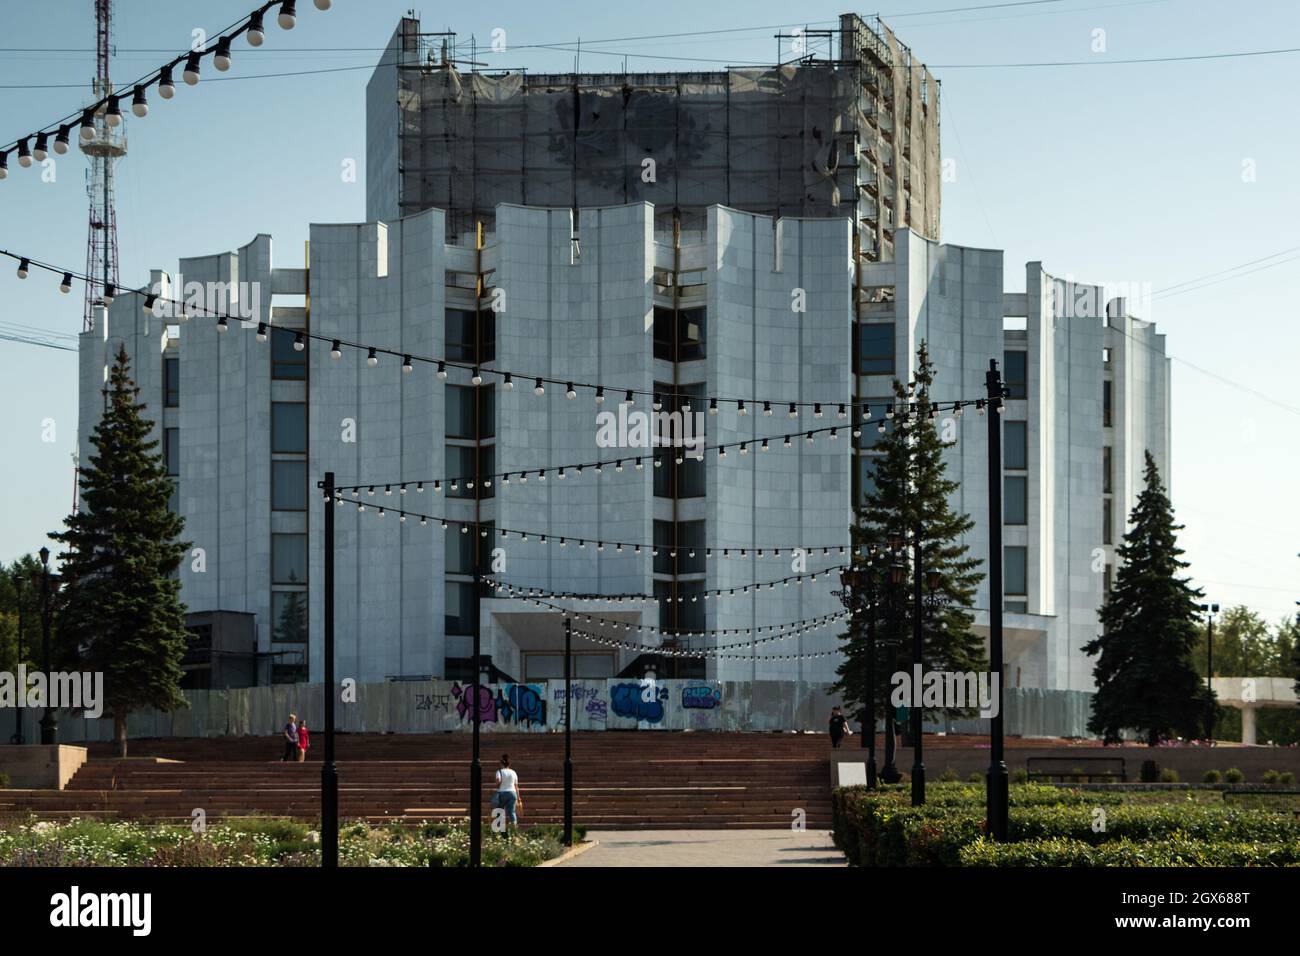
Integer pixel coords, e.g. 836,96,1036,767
551,684,608,723
450,682,547,727
610,681,669,724
682,684,722,710
414,692,451,713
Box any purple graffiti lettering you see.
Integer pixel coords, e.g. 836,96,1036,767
610,682,668,723
682,685,722,709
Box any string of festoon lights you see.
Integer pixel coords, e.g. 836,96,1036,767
326,491,859,559
506,589,851,647
0,1,333,169
0,249,1007,418
572,626,840,662
485,565,849,604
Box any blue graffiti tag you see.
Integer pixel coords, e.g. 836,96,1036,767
506,683,547,727
682,684,722,709
610,682,669,723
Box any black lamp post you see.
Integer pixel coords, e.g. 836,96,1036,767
321,474,338,867
839,563,879,788
37,545,57,746
563,613,574,846
910,521,926,807
10,570,24,745
985,360,1009,841
879,548,907,785
1201,602,1219,742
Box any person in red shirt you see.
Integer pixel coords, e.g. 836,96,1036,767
297,719,309,762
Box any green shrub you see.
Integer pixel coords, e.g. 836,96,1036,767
967,772,983,784
1225,768,1245,784
1262,769,1281,785
939,768,961,783
1281,772,1295,785
959,836,1300,868
1159,768,1179,783
1011,768,1029,784
1203,769,1222,784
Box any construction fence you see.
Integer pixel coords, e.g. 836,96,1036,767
23,681,1097,742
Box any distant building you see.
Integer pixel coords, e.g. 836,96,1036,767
77,14,1169,693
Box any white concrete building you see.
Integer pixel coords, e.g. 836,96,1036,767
75,14,1170,694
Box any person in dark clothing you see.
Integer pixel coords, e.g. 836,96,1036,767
281,714,299,762
829,706,851,749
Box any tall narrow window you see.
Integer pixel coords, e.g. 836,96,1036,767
857,323,895,375
1004,421,1027,470
271,402,307,454
164,357,180,407
1103,498,1113,545
1004,546,1027,596
271,328,307,380
1102,446,1113,494
1103,380,1113,427
1004,476,1027,525
1003,350,1027,399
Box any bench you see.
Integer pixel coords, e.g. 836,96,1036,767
1025,756,1126,784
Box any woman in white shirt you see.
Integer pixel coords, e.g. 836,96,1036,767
494,754,520,825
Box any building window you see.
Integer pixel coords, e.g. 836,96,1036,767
1103,498,1113,545
1004,545,1027,597
856,455,879,506
1004,476,1027,525
1102,446,1112,494
271,328,307,380
164,427,179,476
1003,350,1027,399
1103,380,1113,427
271,460,307,511
444,445,494,499
1004,421,1027,470
652,383,705,499
272,534,308,584
855,397,896,450
271,402,307,454
653,521,705,575
446,308,495,363
271,592,307,644
445,581,475,635
1103,562,1112,599
653,306,707,362
446,385,495,440
1103,346,1112,368
163,357,180,407
857,323,895,375
446,522,493,576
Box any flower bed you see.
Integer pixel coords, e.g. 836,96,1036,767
0,817,585,868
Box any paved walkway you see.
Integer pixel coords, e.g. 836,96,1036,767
557,829,846,867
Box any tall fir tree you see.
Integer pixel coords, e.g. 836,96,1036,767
1083,451,1206,745
53,345,190,757
832,342,986,726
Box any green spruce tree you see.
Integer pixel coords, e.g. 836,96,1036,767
53,345,190,757
833,342,986,728
1084,451,1206,745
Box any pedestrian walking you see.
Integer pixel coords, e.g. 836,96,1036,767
492,754,521,826
829,706,852,749
297,719,309,762
281,713,299,762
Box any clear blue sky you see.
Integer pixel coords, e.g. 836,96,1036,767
1,0,1297,625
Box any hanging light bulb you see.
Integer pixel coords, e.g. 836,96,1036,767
278,0,298,29
402,354,413,373
32,133,48,161
293,331,306,352
367,347,378,367
183,52,202,85
566,382,577,399
16,258,30,279
0,151,8,179
247,10,266,46
17,138,32,167
52,125,70,155
102,283,115,305
79,109,95,141
256,323,268,342
105,96,122,127
158,65,175,99
217,316,229,333
142,293,158,313
214,36,233,71
502,372,513,390
330,340,341,359
315,0,332,10
59,272,72,293
471,367,482,385
131,85,148,118
534,378,545,396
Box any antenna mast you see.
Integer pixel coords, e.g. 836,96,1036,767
81,0,125,333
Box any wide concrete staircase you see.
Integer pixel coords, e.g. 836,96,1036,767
0,733,834,829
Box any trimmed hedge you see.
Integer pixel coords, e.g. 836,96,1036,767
959,836,1300,867
831,784,1300,867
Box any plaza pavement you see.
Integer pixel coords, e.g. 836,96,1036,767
556,829,847,867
